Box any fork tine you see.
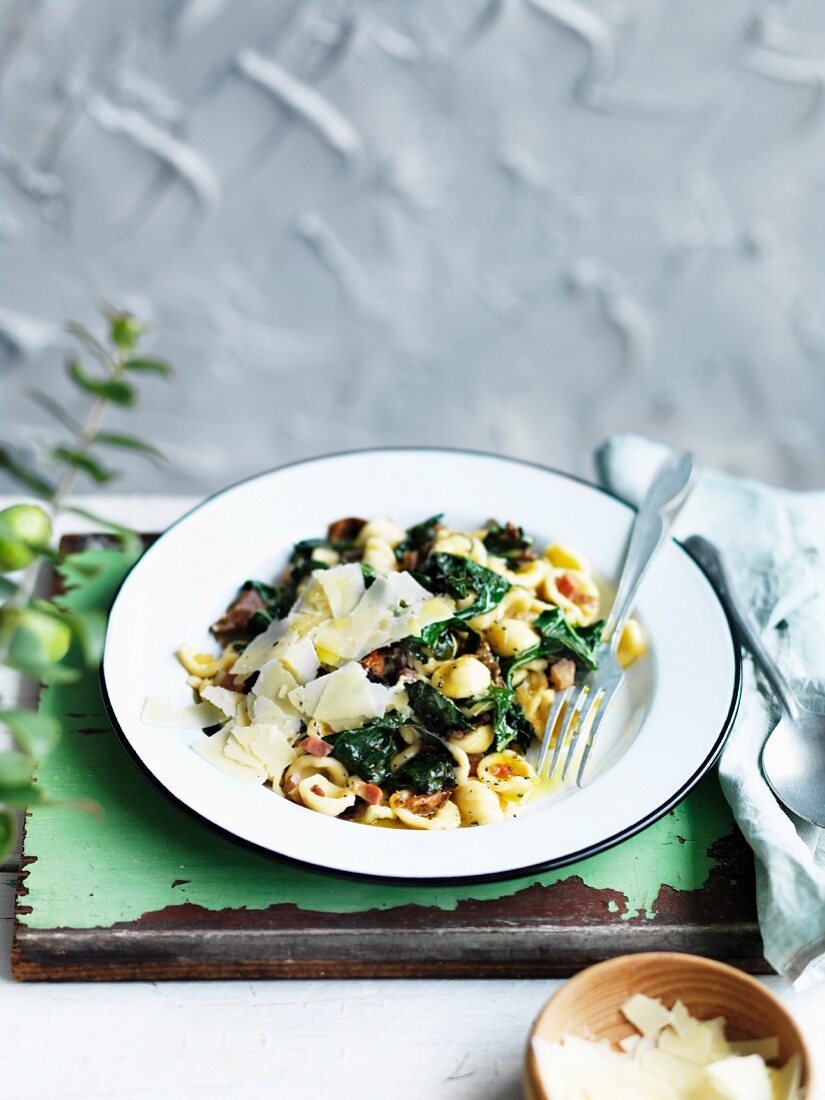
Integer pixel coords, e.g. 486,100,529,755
575,686,615,787
562,686,605,782
548,684,589,779
536,688,569,776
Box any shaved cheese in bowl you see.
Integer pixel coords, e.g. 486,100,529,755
532,993,805,1100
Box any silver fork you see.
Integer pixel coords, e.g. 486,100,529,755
537,452,697,786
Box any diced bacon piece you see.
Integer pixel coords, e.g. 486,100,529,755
557,572,597,610
550,657,576,690
490,764,514,779
300,734,333,758
349,778,384,805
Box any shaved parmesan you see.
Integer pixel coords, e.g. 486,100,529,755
289,660,393,732
274,634,319,683
227,722,296,784
250,695,300,734
620,993,673,1039
199,684,244,719
705,1055,773,1100
192,726,267,785
317,563,365,618
252,659,301,717
229,617,288,677
142,696,223,729
534,994,804,1100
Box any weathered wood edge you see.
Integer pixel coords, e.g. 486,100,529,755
12,920,769,982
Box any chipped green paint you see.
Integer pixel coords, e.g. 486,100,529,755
20,551,735,930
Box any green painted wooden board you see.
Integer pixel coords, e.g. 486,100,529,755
13,541,763,981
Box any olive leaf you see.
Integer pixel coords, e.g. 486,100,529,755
123,356,173,377
68,360,136,406
96,432,166,466
51,447,116,484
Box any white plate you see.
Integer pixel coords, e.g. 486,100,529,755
102,448,741,883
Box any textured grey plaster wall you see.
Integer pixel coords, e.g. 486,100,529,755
1,0,824,495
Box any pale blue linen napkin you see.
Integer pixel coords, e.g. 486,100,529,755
596,433,825,990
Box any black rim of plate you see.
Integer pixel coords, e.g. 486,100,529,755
99,445,743,887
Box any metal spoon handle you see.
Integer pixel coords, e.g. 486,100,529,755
684,535,801,720
605,452,696,644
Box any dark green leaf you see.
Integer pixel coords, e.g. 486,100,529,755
395,514,443,561
67,360,135,406
406,619,459,661
0,751,35,788
406,679,473,732
406,617,480,661
361,563,377,586
417,552,511,620
503,608,604,684
534,608,604,667
0,710,61,758
483,521,533,560
387,731,456,794
95,432,166,466
0,446,54,498
481,684,534,752
123,356,173,377
27,388,83,433
51,447,115,484
325,714,406,785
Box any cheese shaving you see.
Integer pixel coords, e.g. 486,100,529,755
533,993,805,1100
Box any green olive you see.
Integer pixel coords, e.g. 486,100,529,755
0,504,52,572
0,606,71,668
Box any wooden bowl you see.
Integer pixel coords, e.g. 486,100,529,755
524,953,813,1100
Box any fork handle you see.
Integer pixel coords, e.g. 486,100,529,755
604,451,696,646
683,535,801,721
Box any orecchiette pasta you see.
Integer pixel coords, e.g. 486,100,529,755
298,775,356,816
453,778,504,826
181,515,649,831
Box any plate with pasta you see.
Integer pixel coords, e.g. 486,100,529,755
102,448,740,882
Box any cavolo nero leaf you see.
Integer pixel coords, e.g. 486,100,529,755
324,713,406,785
405,617,481,661
416,552,511,620
483,522,533,559
503,607,604,684
534,608,603,667
406,679,473,734
482,684,534,752
394,514,443,561
386,729,456,794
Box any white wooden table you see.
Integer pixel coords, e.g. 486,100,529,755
0,496,822,1099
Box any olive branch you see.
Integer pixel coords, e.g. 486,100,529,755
0,306,172,856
